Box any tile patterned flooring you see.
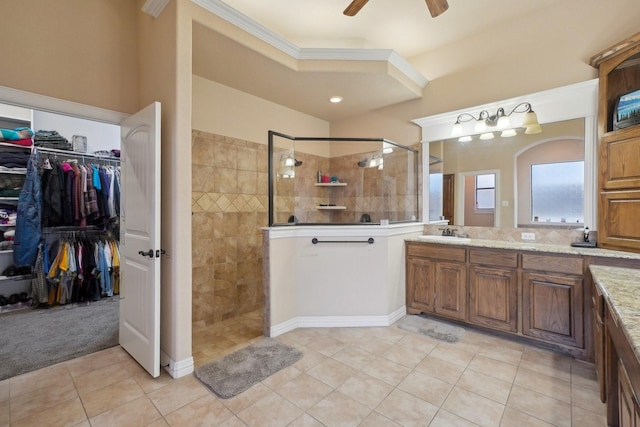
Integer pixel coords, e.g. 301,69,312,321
1,310,607,426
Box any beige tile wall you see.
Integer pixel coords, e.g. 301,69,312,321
422,224,584,245
191,130,268,326
273,145,421,224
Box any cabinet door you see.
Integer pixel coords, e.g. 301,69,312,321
434,261,467,321
594,307,606,403
406,257,435,314
594,282,607,403
598,190,640,252
600,129,640,191
469,265,517,332
522,271,584,348
619,360,636,427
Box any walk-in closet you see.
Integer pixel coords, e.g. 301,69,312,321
0,103,122,380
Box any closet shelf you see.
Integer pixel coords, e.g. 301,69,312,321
315,182,347,186
0,170,26,175
0,197,18,202
0,274,30,282
0,142,120,162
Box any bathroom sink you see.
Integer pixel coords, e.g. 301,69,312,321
418,235,470,243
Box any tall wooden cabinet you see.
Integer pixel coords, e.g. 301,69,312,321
591,32,640,253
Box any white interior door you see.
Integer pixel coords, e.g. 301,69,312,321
119,102,161,377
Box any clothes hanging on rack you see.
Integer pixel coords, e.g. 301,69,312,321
39,154,120,230
41,233,120,305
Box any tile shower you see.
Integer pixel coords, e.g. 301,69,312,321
191,130,268,326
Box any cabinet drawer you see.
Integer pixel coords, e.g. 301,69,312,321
470,249,517,268
407,243,466,262
522,253,583,275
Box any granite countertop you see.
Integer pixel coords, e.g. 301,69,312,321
406,236,640,260
590,265,640,360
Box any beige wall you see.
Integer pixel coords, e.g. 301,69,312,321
192,76,329,143
0,0,139,114
137,0,195,370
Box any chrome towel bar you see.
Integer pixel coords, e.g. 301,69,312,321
311,237,374,244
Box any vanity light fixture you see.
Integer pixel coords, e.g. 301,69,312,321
451,102,542,141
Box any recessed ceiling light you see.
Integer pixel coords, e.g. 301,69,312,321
329,96,343,103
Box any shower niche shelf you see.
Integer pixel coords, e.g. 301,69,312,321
316,205,347,210
315,182,347,187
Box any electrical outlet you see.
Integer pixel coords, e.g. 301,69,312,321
521,232,536,240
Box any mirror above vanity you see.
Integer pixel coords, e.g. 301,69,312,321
413,79,599,231
429,118,585,228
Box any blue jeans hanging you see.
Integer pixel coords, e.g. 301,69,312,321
14,150,42,267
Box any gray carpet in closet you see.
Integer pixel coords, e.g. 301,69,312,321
0,299,119,380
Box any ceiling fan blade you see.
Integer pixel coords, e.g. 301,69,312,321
425,0,449,17
344,0,369,16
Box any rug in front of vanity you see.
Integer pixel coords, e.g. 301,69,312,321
396,314,465,343
194,338,303,399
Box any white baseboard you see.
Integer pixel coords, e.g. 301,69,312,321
269,306,407,337
161,350,194,378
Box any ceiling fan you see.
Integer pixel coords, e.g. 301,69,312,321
344,0,449,18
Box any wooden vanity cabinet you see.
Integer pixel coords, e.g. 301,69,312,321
521,253,584,349
468,249,518,332
406,243,467,321
406,241,593,358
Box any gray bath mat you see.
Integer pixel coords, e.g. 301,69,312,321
194,338,303,399
397,314,465,342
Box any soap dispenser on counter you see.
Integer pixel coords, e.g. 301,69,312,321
571,227,597,248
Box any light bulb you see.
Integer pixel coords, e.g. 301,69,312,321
451,122,463,137
501,129,517,137
497,115,511,129
479,132,494,140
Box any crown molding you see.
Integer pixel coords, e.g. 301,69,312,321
191,0,428,88
141,0,170,18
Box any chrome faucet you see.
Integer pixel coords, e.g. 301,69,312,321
440,227,457,236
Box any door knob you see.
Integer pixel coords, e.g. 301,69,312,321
138,249,154,258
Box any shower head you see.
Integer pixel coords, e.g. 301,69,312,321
357,158,368,167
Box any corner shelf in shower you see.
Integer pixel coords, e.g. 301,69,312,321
315,183,347,186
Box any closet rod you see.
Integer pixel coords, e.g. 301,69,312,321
41,226,114,235
35,146,120,162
